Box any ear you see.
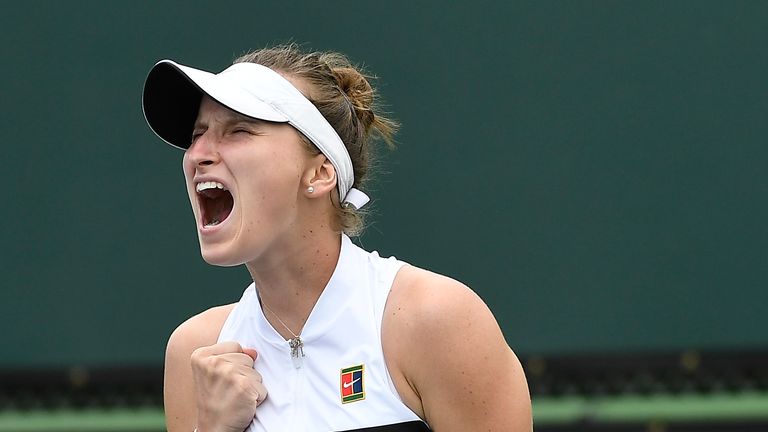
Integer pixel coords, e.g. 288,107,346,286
302,153,337,199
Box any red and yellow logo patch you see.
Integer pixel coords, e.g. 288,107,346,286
340,364,365,403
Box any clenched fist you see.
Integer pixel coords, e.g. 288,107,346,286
191,341,267,432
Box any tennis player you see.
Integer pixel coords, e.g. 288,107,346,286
143,44,531,432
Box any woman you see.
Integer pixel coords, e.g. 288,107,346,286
142,44,531,432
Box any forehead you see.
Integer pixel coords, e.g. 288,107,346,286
195,96,258,125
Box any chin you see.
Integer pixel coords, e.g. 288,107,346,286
198,243,247,267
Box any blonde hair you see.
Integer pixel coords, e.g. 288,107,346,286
234,44,397,236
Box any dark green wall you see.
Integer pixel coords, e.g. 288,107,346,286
2,1,767,368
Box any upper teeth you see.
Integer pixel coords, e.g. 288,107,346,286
196,181,227,193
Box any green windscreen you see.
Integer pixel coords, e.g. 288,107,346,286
2,1,766,368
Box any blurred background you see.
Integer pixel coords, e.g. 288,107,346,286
2,1,767,431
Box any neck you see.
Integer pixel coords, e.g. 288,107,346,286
245,227,342,337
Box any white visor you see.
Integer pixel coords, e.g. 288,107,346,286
142,59,369,209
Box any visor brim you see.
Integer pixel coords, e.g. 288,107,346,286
142,60,288,150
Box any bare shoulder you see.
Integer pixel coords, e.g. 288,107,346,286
383,265,532,432
164,304,236,432
166,303,236,353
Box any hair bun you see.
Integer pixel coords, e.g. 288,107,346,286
332,67,375,124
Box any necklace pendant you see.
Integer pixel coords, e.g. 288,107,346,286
289,336,304,369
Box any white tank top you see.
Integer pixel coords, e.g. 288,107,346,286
217,235,428,431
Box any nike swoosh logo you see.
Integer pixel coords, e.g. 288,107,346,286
343,377,361,389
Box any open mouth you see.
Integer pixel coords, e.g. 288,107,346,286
196,181,234,228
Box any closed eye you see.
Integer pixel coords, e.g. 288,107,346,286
191,129,206,144
230,124,268,137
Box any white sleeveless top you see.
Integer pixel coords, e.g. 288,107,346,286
217,235,426,431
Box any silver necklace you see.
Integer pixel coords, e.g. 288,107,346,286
261,300,305,368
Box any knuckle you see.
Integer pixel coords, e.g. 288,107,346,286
194,354,224,375
221,366,239,382
190,348,207,366
257,386,268,402
190,346,204,360
209,355,224,367
224,360,239,372
212,358,234,376
221,340,242,353
234,375,252,392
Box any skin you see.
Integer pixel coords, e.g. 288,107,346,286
164,94,532,432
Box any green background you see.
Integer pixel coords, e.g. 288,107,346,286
2,1,766,369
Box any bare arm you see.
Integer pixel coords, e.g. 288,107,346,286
384,268,532,431
164,305,234,432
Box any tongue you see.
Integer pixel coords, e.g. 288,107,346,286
203,189,234,225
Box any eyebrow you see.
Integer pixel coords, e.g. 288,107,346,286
193,113,268,130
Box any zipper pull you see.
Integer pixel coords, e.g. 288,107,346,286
289,336,305,369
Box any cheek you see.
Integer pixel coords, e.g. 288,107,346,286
246,148,303,186
236,158,301,213
181,155,198,206
182,154,194,179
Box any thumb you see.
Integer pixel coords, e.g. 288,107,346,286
242,348,258,361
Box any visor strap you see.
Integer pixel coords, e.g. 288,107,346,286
342,188,370,210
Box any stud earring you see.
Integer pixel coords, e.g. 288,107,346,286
307,186,315,194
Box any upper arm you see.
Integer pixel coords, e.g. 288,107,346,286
164,304,235,432
385,269,531,432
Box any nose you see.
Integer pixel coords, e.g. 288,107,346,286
186,131,220,167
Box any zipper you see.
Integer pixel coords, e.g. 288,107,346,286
289,336,305,369
294,360,307,430
287,341,307,431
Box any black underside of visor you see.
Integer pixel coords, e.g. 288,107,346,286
142,62,203,149
336,421,431,432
